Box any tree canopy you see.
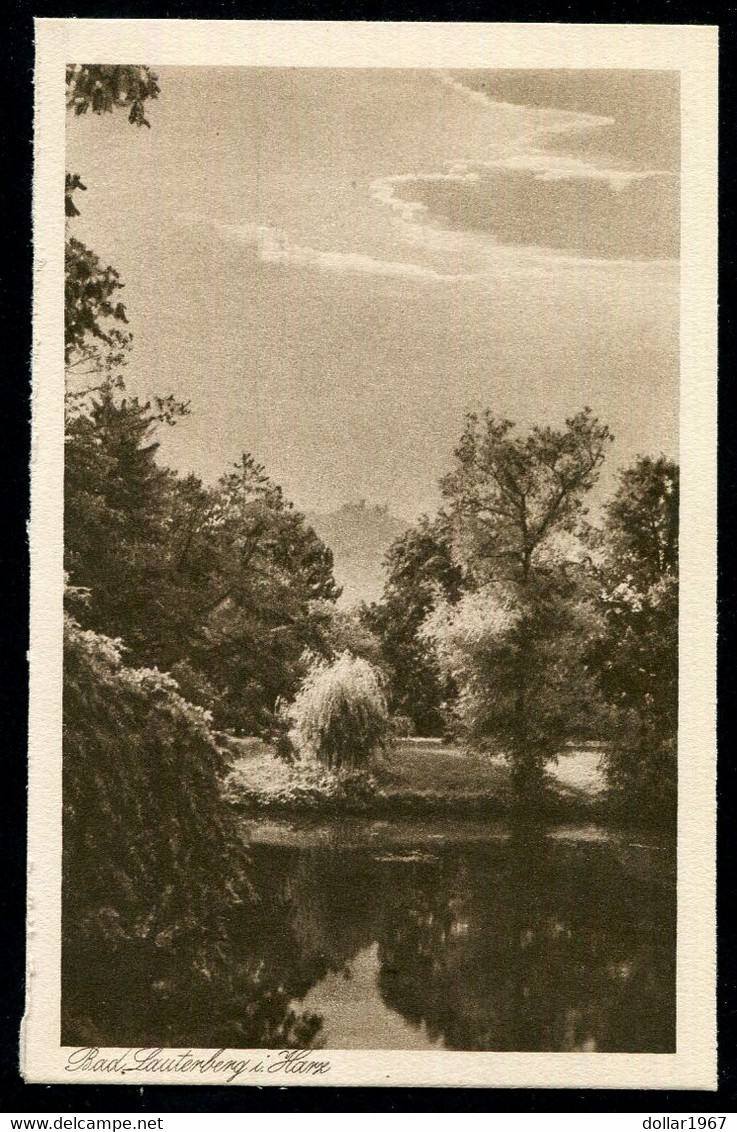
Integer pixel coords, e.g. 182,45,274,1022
63,65,340,735
65,391,341,733
66,64,160,127
288,652,389,771
371,415,677,818
363,514,463,735
589,457,679,821
440,408,612,584
419,412,611,795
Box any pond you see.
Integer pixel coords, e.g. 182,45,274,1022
232,817,676,1053
62,816,676,1053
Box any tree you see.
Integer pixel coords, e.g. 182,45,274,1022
65,66,159,373
64,389,191,660
65,237,131,369
312,600,383,666
591,457,679,822
62,612,251,1044
432,409,613,797
601,456,678,581
66,64,160,128
66,410,342,733
194,455,340,733
422,573,605,760
288,652,389,771
441,409,612,587
364,515,464,735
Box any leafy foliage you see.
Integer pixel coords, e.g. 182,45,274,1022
65,389,187,660
441,408,612,585
289,652,389,771
62,613,252,1041
223,746,378,809
66,64,160,127
591,458,679,822
193,456,340,732
429,410,613,795
64,237,131,368
363,515,464,735
65,173,87,218
603,456,678,580
65,396,340,732
63,615,334,1050
313,600,383,666
422,579,606,774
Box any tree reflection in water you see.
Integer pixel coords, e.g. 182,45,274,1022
63,826,675,1052
374,827,675,1051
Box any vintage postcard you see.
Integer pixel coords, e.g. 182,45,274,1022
25,20,717,1088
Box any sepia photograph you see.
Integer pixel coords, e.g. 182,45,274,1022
25,21,717,1089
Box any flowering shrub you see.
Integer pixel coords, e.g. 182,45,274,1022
223,751,378,809
421,581,607,777
62,614,251,1043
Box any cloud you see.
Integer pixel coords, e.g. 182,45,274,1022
378,165,678,262
434,70,615,137
446,151,675,192
368,75,677,262
368,76,624,243
196,215,537,290
208,220,473,283
369,171,481,243
188,70,675,290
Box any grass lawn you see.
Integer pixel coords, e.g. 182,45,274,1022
372,740,509,794
222,736,607,816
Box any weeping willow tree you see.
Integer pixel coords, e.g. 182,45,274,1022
289,652,389,771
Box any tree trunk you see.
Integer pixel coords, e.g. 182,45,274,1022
510,628,545,812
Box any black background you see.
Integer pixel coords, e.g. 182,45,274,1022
1,0,733,1113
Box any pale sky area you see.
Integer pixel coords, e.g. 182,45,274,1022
66,67,680,520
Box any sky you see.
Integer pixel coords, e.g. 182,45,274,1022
66,67,680,520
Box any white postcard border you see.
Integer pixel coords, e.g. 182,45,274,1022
25,19,718,1089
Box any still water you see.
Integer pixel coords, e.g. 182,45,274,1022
63,817,676,1053
235,818,676,1053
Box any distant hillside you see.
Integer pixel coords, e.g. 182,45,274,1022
306,502,409,607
